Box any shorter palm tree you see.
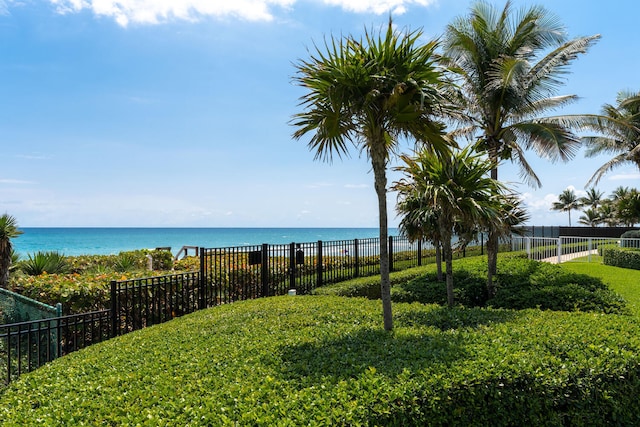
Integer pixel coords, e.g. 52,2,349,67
0,214,22,288
552,189,581,226
579,188,604,211
393,145,510,306
578,208,601,227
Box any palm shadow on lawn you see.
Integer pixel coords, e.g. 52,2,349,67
274,305,520,382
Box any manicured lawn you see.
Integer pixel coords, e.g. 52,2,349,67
561,262,640,316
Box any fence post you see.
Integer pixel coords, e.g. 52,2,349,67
525,237,531,259
388,236,394,272
289,242,296,291
588,238,593,263
557,238,563,264
110,280,118,338
198,248,206,309
261,244,269,297
316,241,323,289
417,240,422,266
354,239,360,278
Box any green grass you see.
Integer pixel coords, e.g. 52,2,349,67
561,262,640,316
2,295,640,425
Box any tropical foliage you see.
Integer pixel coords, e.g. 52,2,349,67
555,186,640,227
393,146,524,305
442,0,599,295
0,214,22,289
292,19,449,330
583,90,640,186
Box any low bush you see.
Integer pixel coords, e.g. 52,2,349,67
603,247,640,270
2,297,640,425
317,256,627,314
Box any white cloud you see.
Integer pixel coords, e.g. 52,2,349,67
609,173,640,181
320,0,435,15
43,0,434,26
46,0,296,26
344,183,368,189
0,179,34,184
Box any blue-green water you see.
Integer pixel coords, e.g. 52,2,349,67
13,228,395,257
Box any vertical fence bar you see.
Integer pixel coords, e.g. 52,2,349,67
354,239,360,278
261,244,269,297
110,281,118,337
388,236,394,272
316,240,323,288
289,242,296,291
199,248,206,310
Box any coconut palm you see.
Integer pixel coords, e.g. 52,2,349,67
579,187,604,211
616,189,640,226
0,214,22,288
393,145,510,307
442,0,599,296
292,20,449,330
584,91,640,186
578,208,601,227
552,188,581,226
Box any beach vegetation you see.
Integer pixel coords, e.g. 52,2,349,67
0,214,22,289
442,1,600,298
602,247,640,271
19,251,69,276
292,19,450,330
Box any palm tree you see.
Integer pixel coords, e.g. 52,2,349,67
579,187,604,211
597,201,619,227
393,145,510,307
552,188,581,226
584,91,640,186
0,214,22,288
578,208,601,227
291,20,449,330
616,189,640,226
442,1,600,296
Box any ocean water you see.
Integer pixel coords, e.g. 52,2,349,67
13,228,397,257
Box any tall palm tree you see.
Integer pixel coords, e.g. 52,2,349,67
0,214,22,288
584,91,640,186
393,145,510,307
443,0,600,296
616,189,640,226
291,20,449,330
552,188,581,226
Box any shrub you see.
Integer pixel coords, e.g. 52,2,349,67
19,251,69,276
2,297,640,425
603,247,640,270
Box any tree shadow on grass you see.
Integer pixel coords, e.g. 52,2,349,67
274,305,521,382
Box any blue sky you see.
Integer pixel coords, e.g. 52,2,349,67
0,0,638,228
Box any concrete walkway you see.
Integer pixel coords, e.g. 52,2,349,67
541,249,599,264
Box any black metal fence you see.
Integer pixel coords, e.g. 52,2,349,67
0,234,463,387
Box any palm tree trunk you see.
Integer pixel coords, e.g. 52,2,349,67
486,162,499,298
442,233,454,307
371,139,393,331
435,241,443,281
0,240,11,289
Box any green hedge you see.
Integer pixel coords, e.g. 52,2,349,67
2,296,640,425
603,247,640,270
315,256,626,314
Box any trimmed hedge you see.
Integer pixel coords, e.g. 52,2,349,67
2,296,640,425
315,256,626,314
603,247,640,270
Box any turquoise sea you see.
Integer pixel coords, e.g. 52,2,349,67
13,228,397,257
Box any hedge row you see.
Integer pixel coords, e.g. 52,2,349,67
603,247,640,270
2,296,640,426
315,256,627,314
